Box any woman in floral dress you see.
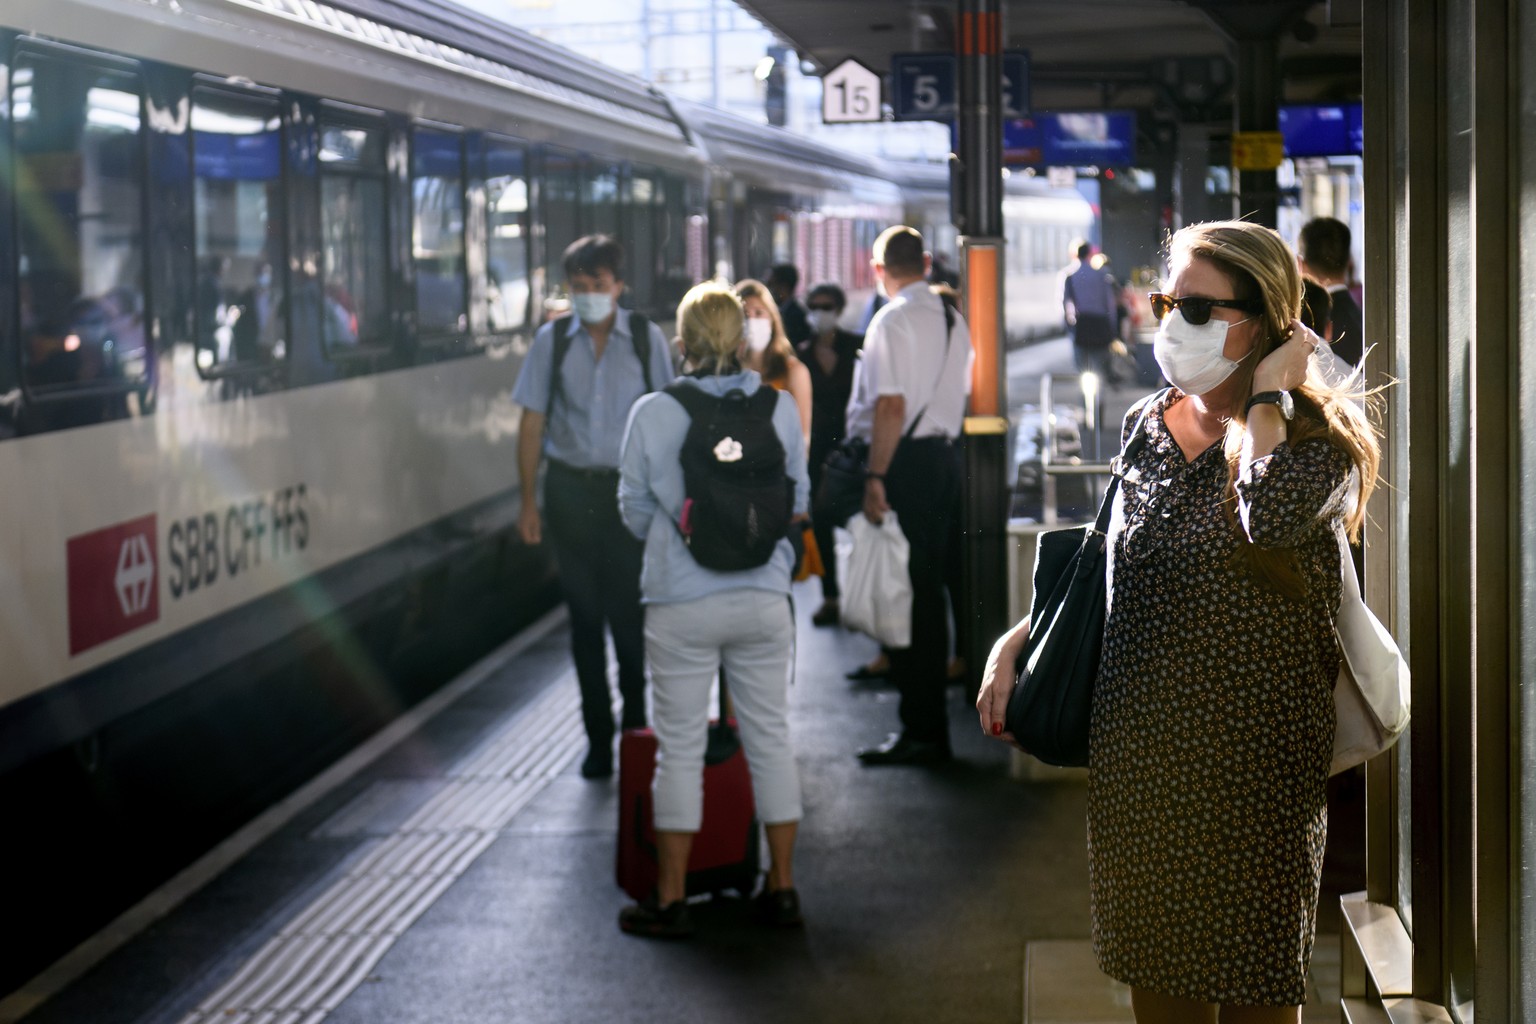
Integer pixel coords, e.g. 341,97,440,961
978,221,1381,1023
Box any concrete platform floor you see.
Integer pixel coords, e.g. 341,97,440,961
16,590,1349,1024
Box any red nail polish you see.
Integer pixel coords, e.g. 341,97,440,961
991,722,1002,736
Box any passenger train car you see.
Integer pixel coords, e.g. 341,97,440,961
0,0,1092,991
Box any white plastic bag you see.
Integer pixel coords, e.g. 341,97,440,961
841,512,912,649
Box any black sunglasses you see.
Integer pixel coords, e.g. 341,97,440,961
1148,292,1263,326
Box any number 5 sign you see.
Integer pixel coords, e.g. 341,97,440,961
822,58,882,124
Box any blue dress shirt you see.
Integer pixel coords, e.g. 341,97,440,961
511,312,676,470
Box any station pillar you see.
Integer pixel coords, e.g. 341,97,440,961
1233,34,1281,227
955,0,1009,694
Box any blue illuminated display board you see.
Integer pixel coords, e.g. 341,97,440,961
983,111,1136,167
1278,103,1364,157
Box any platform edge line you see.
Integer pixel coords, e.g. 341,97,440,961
0,606,568,1024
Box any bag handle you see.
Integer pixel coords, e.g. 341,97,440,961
1091,389,1168,536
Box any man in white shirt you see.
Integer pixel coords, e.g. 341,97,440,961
846,226,973,765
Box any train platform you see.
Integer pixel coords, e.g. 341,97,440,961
14,596,1344,1024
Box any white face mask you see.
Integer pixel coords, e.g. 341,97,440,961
572,292,614,324
744,317,773,352
807,309,839,335
1153,313,1253,395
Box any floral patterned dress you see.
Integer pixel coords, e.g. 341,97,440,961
1089,390,1351,1006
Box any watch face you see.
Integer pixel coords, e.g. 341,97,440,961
1279,390,1294,419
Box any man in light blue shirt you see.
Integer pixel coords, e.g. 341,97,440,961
512,235,675,778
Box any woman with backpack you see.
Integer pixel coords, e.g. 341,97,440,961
616,281,810,939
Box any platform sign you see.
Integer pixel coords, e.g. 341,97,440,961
1232,130,1285,170
822,58,882,124
891,53,956,121
891,51,1030,122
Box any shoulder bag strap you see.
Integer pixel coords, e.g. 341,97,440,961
1092,389,1168,535
904,302,958,441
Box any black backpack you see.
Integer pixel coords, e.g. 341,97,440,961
664,382,795,572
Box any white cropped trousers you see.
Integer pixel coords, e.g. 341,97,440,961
644,590,801,833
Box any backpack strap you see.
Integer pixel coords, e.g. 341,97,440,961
662,380,716,420
547,314,576,414
630,310,655,395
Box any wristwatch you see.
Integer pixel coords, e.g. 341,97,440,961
1245,389,1294,421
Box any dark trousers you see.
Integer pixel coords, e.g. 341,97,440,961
544,461,648,748
883,437,962,746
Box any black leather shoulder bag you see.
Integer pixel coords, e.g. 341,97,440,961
1003,391,1163,766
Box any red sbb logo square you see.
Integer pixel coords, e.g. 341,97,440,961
67,514,159,655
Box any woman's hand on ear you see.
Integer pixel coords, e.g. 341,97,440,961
1253,318,1321,394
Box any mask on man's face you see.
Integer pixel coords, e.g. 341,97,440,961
572,291,614,324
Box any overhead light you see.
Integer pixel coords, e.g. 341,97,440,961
754,55,776,81
916,12,937,31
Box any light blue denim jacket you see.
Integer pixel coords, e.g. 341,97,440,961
618,371,809,604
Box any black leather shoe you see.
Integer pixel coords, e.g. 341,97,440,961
619,897,694,939
753,886,804,928
580,747,613,779
845,662,889,681
811,602,840,627
857,734,952,766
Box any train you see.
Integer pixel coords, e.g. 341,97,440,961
0,0,1093,993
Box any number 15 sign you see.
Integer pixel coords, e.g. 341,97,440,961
822,58,882,124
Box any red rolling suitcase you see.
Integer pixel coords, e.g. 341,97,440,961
616,710,760,900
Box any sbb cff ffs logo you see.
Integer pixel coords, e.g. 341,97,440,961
66,515,160,655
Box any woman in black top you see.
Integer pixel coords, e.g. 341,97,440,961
797,283,863,626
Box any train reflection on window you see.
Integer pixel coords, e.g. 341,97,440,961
583,159,621,239
411,126,467,338
318,116,389,353
483,136,529,334
13,50,147,428
192,85,286,377
622,170,658,315
540,146,579,318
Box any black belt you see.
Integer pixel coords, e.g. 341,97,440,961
547,459,620,481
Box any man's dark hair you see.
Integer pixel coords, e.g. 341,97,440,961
767,263,800,291
1076,241,1093,261
873,225,925,277
1300,278,1332,336
806,283,846,311
563,234,625,281
1298,218,1351,278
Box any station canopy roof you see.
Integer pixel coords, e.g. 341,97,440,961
738,0,1362,118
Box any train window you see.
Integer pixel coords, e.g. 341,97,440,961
482,136,529,333
318,114,389,354
656,173,697,312
622,169,658,314
12,48,149,416
191,85,286,376
582,160,621,239
540,146,579,310
411,126,467,338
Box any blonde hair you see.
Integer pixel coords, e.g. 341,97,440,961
676,281,745,373
733,278,794,384
1167,220,1381,595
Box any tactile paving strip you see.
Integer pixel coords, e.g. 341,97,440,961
177,676,586,1023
